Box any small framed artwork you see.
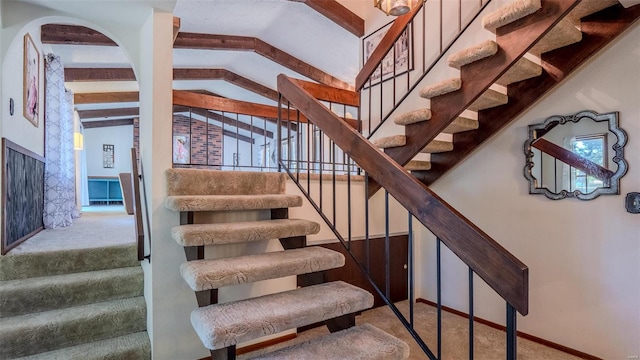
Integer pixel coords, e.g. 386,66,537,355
173,135,190,164
362,21,413,87
103,144,114,168
23,33,40,127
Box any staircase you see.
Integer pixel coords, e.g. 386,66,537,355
370,0,638,185
0,241,149,359
164,168,410,359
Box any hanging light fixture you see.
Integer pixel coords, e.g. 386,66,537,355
374,0,417,16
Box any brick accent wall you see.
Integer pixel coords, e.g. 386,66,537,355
173,114,222,166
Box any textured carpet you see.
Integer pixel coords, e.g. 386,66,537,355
241,301,584,360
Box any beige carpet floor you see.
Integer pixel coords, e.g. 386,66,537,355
10,207,134,254
241,301,584,360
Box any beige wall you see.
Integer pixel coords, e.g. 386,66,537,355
415,24,640,359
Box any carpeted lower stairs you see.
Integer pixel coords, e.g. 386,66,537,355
165,169,410,359
0,242,149,359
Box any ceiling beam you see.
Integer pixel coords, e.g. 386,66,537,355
41,24,117,46
174,32,353,90
66,67,279,102
290,0,364,37
77,107,139,119
74,92,139,104
173,106,274,138
65,68,136,82
82,118,134,128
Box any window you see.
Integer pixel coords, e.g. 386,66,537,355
570,134,607,193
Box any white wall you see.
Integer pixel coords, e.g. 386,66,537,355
84,125,133,177
415,24,640,359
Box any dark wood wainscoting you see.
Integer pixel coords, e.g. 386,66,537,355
319,234,409,308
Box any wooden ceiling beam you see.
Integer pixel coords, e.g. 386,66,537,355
41,24,117,46
65,68,136,82
291,0,364,37
74,92,139,104
82,118,134,128
77,107,139,119
175,32,353,90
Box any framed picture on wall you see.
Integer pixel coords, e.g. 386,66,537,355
103,144,114,168
23,33,39,127
173,134,190,164
362,21,413,87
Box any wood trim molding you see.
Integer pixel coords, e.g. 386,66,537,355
74,92,139,104
416,299,602,360
355,2,423,90
278,74,529,315
419,3,640,185
173,17,181,42
291,0,364,37
174,32,353,90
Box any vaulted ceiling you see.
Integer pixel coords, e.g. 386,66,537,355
42,0,368,129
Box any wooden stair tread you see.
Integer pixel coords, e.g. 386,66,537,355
191,281,374,349
171,218,320,247
419,78,461,99
250,323,409,360
165,194,303,212
468,89,508,111
448,40,498,69
180,247,345,291
482,0,542,32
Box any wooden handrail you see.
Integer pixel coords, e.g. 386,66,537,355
289,78,360,107
131,148,145,262
279,74,528,315
355,2,423,91
531,138,613,182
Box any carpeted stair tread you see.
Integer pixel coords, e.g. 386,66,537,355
419,78,461,99
15,331,151,360
0,297,146,358
180,247,345,291
167,169,287,196
165,194,303,212
530,18,582,56
249,323,409,360
0,243,139,281
567,0,618,23
448,40,498,69
421,140,454,154
483,0,542,32
191,281,374,349
0,266,143,318
394,109,431,126
443,116,479,134
372,135,406,149
496,57,542,86
468,89,508,111
172,219,320,246
405,160,431,171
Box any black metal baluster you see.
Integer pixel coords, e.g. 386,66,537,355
364,174,370,272
332,140,336,227
319,130,323,211
408,212,414,326
250,115,254,168
437,237,442,360
347,157,352,251
385,190,390,298
469,267,474,360
506,303,517,360
235,112,239,170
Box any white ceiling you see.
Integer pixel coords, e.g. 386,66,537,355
50,0,366,109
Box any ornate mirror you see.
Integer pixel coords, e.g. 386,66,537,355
524,110,628,200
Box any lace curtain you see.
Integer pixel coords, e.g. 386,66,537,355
43,54,79,228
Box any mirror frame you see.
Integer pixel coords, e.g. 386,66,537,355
524,110,628,200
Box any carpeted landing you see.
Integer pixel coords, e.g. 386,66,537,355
241,300,585,360
0,211,149,359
